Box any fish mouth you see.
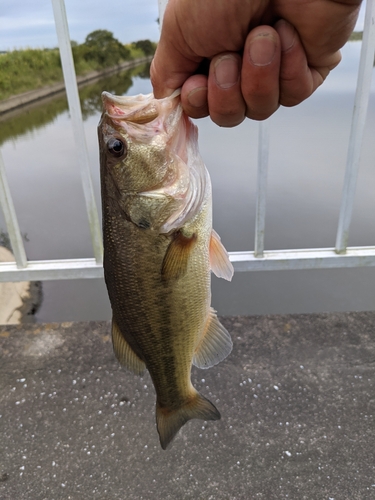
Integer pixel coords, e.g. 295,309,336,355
102,89,181,106
101,90,181,125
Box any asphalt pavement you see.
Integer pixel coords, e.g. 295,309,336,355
1,312,375,499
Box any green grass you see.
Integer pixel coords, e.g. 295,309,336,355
0,32,156,101
125,44,146,60
0,47,143,101
0,49,64,100
0,62,151,147
349,31,363,41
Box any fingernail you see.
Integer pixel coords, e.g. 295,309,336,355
278,20,296,52
187,87,208,108
249,34,277,66
214,55,240,89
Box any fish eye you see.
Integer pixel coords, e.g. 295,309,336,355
107,137,126,158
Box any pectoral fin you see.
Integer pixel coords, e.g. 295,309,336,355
161,231,197,280
209,229,234,281
111,319,146,375
193,308,233,369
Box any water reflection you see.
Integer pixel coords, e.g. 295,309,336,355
0,62,151,146
80,63,151,119
0,46,374,322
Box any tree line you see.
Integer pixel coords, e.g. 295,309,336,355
0,30,157,101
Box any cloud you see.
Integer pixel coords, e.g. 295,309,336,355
1,17,55,32
0,0,160,51
2,0,365,52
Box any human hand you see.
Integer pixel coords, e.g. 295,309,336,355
151,0,362,127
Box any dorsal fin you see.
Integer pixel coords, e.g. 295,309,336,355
111,319,146,375
209,229,234,281
193,308,232,369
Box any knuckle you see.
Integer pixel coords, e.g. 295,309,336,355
245,103,279,121
210,109,245,127
212,112,245,128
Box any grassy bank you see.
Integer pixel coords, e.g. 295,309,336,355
0,62,151,147
0,31,156,101
0,49,63,100
349,31,363,41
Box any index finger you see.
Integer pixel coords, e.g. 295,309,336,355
150,6,203,98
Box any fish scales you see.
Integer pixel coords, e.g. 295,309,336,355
104,201,211,406
98,90,234,449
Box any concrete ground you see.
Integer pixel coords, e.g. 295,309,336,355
1,312,374,500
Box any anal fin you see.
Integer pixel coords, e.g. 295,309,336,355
111,319,146,376
193,308,232,369
209,229,234,281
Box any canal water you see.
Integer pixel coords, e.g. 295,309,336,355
0,43,374,322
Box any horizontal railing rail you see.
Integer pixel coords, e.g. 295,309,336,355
0,0,374,283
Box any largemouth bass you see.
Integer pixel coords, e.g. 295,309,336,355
98,90,233,450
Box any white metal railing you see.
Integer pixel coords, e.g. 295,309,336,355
0,0,375,283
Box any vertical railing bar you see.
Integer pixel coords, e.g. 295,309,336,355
335,0,375,254
0,150,27,268
254,120,270,257
51,0,103,264
157,0,169,28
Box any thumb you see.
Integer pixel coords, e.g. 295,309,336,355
151,7,202,98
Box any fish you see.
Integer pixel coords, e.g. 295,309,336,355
98,90,234,450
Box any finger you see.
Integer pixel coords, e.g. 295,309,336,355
241,26,281,121
150,2,202,99
207,53,246,127
276,19,328,107
151,43,201,100
180,74,209,119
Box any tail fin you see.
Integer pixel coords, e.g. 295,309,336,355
156,392,220,450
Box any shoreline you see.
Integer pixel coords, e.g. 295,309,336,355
0,246,42,324
0,56,152,115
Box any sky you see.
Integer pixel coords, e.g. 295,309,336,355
0,0,367,52
0,0,160,51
